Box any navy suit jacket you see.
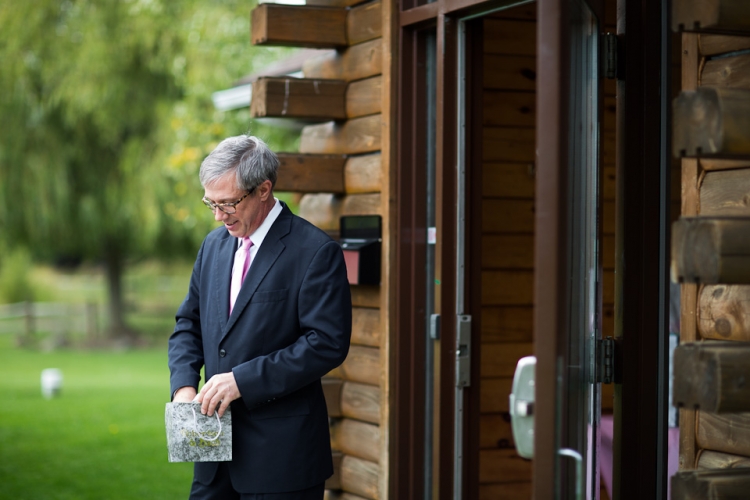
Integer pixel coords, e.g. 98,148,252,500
168,202,352,493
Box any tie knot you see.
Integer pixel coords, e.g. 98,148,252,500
242,237,252,250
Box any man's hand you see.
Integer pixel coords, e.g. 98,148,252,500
194,372,242,418
173,386,197,403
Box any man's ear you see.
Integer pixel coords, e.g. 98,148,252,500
257,180,273,201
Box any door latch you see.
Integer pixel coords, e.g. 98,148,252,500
455,315,471,387
596,336,618,384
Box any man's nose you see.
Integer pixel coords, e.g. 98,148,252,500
214,208,228,221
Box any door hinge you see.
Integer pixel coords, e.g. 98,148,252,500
456,315,471,388
596,336,617,384
603,32,620,80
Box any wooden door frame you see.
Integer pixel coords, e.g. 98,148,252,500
393,1,523,498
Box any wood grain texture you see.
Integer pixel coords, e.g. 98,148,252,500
330,418,380,462
481,306,533,343
340,455,379,499
699,34,750,57
696,411,750,457
480,378,513,413
483,54,536,91
337,345,380,386
697,450,750,469
298,193,381,230
251,78,347,120
482,234,534,269
251,4,347,48
698,285,750,341
346,76,382,118
478,449,532,483
481,200,535,233
479,413,514,449
483,90,536,127
347,0,382,46
350,285,380,308
341,381,380,424
303,38,382,82
276,153,346,193
671,468,750,500
481,271,533,305
301,115,382,155
345,153,382,193
484,127,536,162
673,0,750,32
701,169,750,216
480,342,533,378
352,306,380,347
702,53,750,89
484,19,536,56
482,162,535,198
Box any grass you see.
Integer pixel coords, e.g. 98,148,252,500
0,335,194,499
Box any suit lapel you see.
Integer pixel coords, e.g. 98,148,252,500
223,204,292,338
214,233,236,334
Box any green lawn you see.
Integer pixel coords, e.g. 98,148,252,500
0,336,194,499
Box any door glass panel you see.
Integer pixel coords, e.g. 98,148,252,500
560,0,600,498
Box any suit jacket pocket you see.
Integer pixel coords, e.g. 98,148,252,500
250,389,310,420
251,288,288,303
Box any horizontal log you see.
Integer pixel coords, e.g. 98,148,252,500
345,153,382,194
484,19,536,56
701,168,750,216
697,411,750,457
481,199,535,233
699,34,750,57
336,345,380,385
673,341,750,412
481,306,532,343
330,418,380,462
702,53,750,89
479,413,514,449
341,381,380,424
671,217,750,283
671,468,750,500
346,76,381,118
301,115,382,155
352,307,380,347
603,166,616,200
673,87,750,157
326,451,343,490
351,285,379,309
298,193,382,231
482,234,534,269
347,1,382,46
251,78,347,120
340,455,379,499
323,377,344,417
673,0,750,32
479,449,532,483
483,54,536,91
304,38,382,82
483,90,535,127
482,162,535,198
480,342,533,378
276,153,346,193
306,0,366,7
698,449,750,469
480,378,512,413
484,127,535,162
251,4,348,48
488,3,536,20
700,159,750,171
699,285,750,340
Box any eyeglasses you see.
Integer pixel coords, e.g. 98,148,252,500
202,189,253,214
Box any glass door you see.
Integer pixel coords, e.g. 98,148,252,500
534,0,603,498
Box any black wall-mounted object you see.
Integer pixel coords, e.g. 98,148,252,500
339,215,381,286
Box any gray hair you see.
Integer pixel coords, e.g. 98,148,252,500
199,135,279,192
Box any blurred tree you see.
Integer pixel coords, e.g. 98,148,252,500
0,0,298,340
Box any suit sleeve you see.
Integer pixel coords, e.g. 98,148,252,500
168,241,206,398
232,240,352,409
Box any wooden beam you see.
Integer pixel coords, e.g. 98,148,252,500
480,378,513,413
323,377,344,417
300,115,382,155
341,381,380,424
327,451,344,490
333,345,380,386
340,455,379,499
478,449,532,483
698,285,750,341
304,38,382,82
671,468,750,499
673,0,750,33
350,285,379,308
671,217,750,284
345,153,382,194
483,55,536,92
330,418,380,462
480,342,533,378
701,168,750,216
481,306,533,343
482,162,535,198
483,19,536,56
347,76,382,118
481,271,533,306
673,87,750,157
251,78,347,120
481,199,534,233
702,53,750,89
276,153,346,193
700,159,750,171
483,127,535,163
699,34,750,57
697,411,750,457
481,234,534,269
697,449,750,469
347,0,382,46
673,341,750,412
251,4,347,48
352,307,380,347
298,193,381,231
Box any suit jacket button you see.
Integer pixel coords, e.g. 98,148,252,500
219,349,226,357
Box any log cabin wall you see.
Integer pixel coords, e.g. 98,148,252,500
671,2,750,494
478,6,536,498
250,1,389,498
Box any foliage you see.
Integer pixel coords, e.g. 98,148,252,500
0,336,193,498
0,0,300,336
0,248,37,303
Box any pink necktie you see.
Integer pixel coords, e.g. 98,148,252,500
229,237,253,314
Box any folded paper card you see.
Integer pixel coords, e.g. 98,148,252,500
165,402,232,462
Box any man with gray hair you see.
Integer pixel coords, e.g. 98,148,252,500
169,135,352,499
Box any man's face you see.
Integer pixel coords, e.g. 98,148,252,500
203,172,272,238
